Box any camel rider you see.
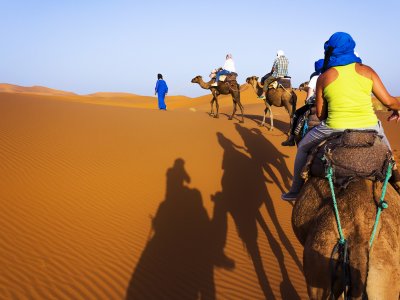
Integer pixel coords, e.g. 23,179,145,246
282,58,324,146
213,54,236,86
259,50,289,99
281,32,400,201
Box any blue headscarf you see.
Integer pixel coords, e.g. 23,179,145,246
314,59,324,74
323,32,362,71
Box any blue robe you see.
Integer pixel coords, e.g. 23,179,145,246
155,79,168,110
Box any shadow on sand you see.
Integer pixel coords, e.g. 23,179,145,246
243,113,291,133
213,129,302,299
126,159,220,300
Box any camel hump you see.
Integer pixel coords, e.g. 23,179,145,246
304,130,392,187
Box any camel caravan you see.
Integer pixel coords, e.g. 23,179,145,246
191,39,400,299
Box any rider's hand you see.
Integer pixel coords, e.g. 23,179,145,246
387,110,400,122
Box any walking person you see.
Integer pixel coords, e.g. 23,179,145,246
155,73,168,110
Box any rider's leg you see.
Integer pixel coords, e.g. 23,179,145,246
282,104,311,146
259,75,276,99
281,121,343,201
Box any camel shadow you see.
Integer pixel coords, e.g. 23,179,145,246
212,132,275,299
243,114,291,133
125,158,216,300
234,124,303,299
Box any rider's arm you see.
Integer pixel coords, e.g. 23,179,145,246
370,68,400,110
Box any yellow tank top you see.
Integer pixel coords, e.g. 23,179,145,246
324,63,377,129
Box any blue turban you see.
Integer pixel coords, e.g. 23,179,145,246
314,59,324,74
323,32,362,70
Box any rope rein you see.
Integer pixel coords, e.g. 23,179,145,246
325,156,394,298
369,161,393,246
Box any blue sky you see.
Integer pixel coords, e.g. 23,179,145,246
1,0,399,97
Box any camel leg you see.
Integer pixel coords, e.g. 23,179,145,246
210,98,215,116
215,97,219,118
237,101,244,123
229,102,237,120
261,106,268,127
235,90,244,123
283,91,296,135
269,106,274,131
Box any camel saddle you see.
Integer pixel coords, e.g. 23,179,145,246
301,130,392,188
221,72,238,82
268,77,292,89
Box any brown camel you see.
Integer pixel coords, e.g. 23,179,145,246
299,81,309,91
191,75,244,123
246,76,297,131
292,177,400,299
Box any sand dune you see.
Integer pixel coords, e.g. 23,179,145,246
0,85,397,299
0,83,77,97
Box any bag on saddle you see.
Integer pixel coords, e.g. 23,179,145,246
302,129,392,187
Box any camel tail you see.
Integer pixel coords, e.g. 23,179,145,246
329,240,369,298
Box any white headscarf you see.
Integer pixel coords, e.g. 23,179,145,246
277,50,285,57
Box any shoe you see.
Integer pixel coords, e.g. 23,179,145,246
211,82,218,87
281,135,295,146
257,95,266,99
281,192,298,201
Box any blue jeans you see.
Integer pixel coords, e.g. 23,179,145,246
289,121,391,193
216,69,231,82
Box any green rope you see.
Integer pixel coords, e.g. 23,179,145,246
326,165,346,244
369,162,393,247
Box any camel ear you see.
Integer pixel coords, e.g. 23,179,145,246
255,76,259,81
246,77,250,83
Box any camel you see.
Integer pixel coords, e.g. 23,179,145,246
292,177,400,299
191,75,244,123
299,81,309,91
246,76,297,131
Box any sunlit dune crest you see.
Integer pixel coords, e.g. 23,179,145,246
0,83,77,96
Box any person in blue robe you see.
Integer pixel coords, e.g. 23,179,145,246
155,74,168,110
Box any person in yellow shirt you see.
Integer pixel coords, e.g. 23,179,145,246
282,32,400,201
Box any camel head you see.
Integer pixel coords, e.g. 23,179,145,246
191,75,203,84
299,81,309,91
246,76,263,92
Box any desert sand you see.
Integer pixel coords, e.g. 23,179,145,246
0,83,398,299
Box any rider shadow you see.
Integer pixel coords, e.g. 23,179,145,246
125,159,216,300
235,124,303,299
212,132,274,299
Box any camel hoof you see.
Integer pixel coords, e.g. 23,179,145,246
228,117,232,120
239,120,244,124
269,128,274,131
214,115,219,119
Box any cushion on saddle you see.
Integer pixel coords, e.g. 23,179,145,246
303,130,392,187
219,75,227,81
